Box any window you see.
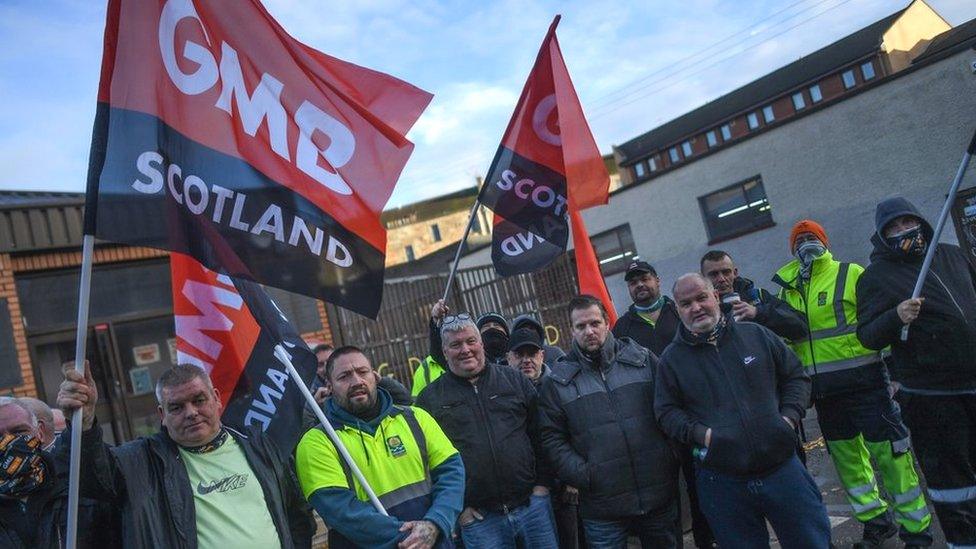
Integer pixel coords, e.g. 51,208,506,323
648,157,658,172
669,147,680,163
405,245,415,262
720,124,732,140
681,141,693,157
809,84,823,103
698,175,774,243
706,130,718,148
589,224,636,277
860,61,876,81
792,92,806,111
634,162,646,179
747,112,760,130
430,223,442,242
842,70,856,89
762,105,775,124
471,210,484,234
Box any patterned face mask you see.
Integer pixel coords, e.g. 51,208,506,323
887,226,926,257
0,433,47,498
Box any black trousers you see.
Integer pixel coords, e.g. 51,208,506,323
897,391,976,545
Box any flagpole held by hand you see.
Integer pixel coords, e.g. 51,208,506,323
65,234,95,549
273,345,388,516
901,127,976,341
442,198,481,303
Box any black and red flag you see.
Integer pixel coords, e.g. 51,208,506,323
478,16,616,319
85,0,432,318
170,252,317,450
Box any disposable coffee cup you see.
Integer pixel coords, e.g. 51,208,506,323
721,292,741,305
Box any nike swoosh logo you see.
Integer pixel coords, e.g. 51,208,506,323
197,474,248,495
743,356,756,365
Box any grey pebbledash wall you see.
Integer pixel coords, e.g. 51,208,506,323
459,48,976,316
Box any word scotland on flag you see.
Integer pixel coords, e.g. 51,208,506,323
479,16,611,276
171,252,317,450
85,0,432,318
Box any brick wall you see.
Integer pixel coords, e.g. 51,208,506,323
1,245,333,398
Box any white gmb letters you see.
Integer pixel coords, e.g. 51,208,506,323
158,0,356,196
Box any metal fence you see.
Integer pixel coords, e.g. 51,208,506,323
328,255,579,390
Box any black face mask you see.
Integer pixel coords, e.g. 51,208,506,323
886,226,926,257
481,329,509,361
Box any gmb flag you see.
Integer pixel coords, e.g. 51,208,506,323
170,252,317,451
478,15,610,277
85,0,432,318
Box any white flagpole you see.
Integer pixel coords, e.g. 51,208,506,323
442,198,481,303
273,345,388,515
902,128,976,341
65,234,96,549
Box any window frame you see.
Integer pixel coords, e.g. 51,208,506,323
405,245,415,262
697,175,775,244
634,161,646,179
809,84,823,103
860,61,876,81
842,69,856,89
588,224,637,277
792,92,806,111
762,105,775,124
669,147,680,163
706,130,718,148
431,223,441,242
747,112,760,130
720,124,732,140
681,141,693,157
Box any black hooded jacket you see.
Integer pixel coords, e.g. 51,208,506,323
725,277,809,341
857,197,976,391
655,320,810,477
537,333,678,520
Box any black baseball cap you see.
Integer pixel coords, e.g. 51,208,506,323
476,312,510,335
624,260,657,281
508,328,543,352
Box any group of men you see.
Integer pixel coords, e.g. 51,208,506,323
1,194,974,549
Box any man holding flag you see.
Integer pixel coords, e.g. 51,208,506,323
56,362,314,548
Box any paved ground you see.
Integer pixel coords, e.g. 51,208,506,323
682,409,946,548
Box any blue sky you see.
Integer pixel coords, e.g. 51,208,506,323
1,0,973,209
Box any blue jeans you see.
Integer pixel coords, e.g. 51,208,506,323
582,500,678,548
695,455,831,548
460,493,559,549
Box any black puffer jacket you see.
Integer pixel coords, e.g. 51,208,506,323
537,333,678,520
655,320,810,477
416,363,547,510
612,297,682,356
65,422,314,549
0,454,66,549
857,197,976,391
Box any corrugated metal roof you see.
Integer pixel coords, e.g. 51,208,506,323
615,10,905,163
0,191,86,253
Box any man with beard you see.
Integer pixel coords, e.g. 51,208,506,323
700,250,807,340
656,274,829,548
417,315,558,548
58,363,314,549
538,294,679,548
0,399,66,548
857,197,976,548
612,261,681,357
612,260,714,548
775,220,931,548
296,346,464,549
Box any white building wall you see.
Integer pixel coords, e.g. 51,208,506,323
460,49,976,317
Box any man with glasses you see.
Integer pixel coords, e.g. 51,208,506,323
417,313,558,548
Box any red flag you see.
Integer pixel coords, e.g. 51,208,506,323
86,0,432,318
479,15,613,285
570,209,618,325
171,252,318,450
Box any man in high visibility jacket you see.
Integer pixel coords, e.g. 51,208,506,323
773,220,932,548
296,345,465,548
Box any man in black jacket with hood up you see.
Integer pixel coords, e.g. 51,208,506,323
857,196,976,547
538,294,679,548
655,273,829,548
